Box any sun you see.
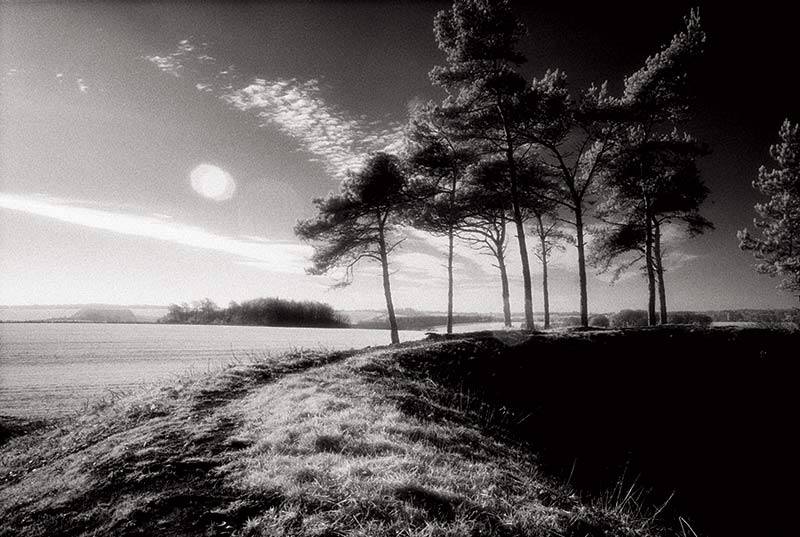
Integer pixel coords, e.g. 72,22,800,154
190,164,236,201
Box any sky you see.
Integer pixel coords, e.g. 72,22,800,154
1,1,798,314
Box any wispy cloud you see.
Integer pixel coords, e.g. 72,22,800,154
144,39,405,179
144,39,215,78
5,68,91,95
223,78,405,179
0,193,311,274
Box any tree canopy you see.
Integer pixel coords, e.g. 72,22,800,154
295,152,408,343
289,2,717,339
739,119,800,297
430,0,540,329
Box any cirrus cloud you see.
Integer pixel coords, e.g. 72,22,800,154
145,39,405,180
0,193,311,274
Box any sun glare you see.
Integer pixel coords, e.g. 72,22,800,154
190,164,236,201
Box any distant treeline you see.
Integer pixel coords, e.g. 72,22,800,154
704,309,799,323
159,298,349,328
355,314,496,331
572,309,800,328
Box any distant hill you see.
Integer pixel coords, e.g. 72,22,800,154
0,305,168,322
70,307,137,323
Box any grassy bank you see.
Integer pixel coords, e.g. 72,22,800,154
1,327,794,536
391,326,798,537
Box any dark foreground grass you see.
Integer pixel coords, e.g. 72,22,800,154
3,326,792,536
381,326,799,537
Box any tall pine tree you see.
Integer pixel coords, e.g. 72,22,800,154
405,102,477,333
739,120,800,298
430,0,538,329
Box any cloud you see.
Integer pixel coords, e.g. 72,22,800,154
143,39,214,78
145,39,405,179
146,54,183,77
662,250,699,271
222,78,405,179
0,193,311,274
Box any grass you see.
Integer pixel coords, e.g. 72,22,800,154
4,326,792,536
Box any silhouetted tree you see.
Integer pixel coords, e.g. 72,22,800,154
520,161,569,330
524,70,620,328
406,102,477,333
430,0,538,329
591,11,708,324
530,212,569,330
526,9,705,328
595,131,711,325
739,119,800,299
295,153,408,343
454,171,514,327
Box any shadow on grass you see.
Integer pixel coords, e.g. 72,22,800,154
0,416,49,447
366,326,798,537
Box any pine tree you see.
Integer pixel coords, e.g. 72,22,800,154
739,120,800,298
591,9,708,324
430,0,538,329
295,153,408,343
405,103,477,333
530,9,705,327
593,131,711,325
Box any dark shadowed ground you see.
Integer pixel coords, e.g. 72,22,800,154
391,327,797,537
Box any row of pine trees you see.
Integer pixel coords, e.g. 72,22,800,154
296,0,714,344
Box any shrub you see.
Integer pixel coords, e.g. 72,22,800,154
610,310,648,328
557,316,583,328
589,315,610,328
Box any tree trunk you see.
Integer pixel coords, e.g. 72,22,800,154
446,224,454,334
513,213,535,330
496,250,512,328
378,226,400,344
508,155,535,330
644,211,657,327
574,207,589,328
537,215,551,329
653,219,668,325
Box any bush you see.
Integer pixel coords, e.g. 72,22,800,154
589,315,610,328
161,297,349,328
557,316,583,328
669,312,713,327
611,310,649,328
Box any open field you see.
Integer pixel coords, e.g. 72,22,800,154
1,326,796,536
0,323,423,417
